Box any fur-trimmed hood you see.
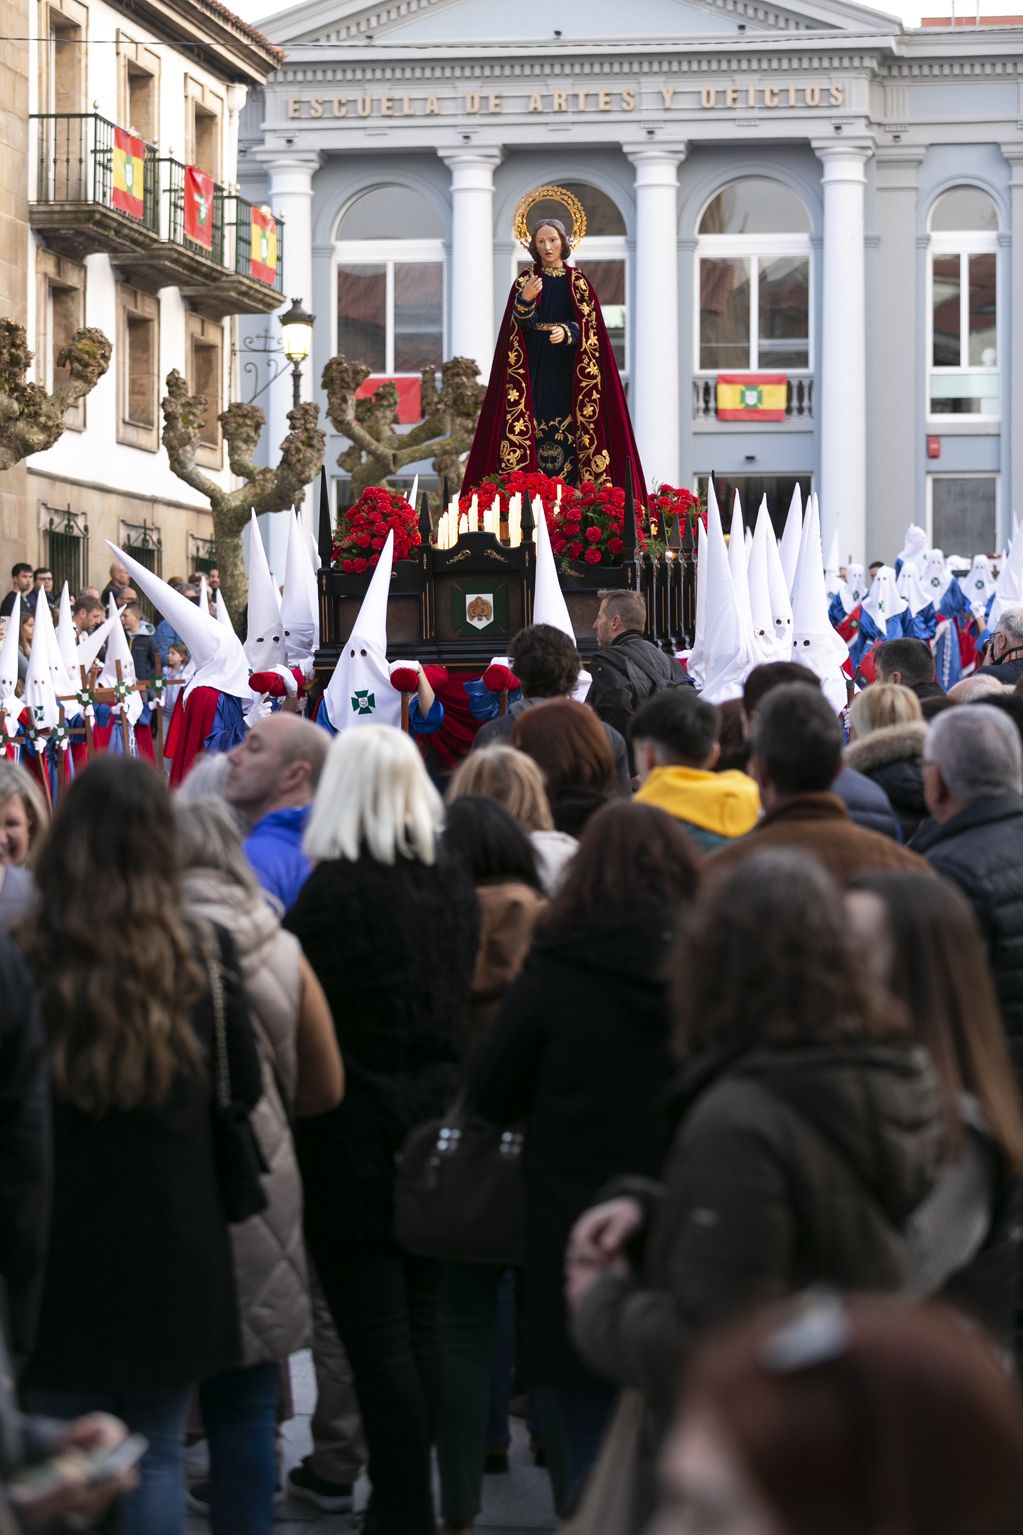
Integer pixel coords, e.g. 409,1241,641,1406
846,720,928,774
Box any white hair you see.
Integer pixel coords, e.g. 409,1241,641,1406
947,674,1013,703
996,607,1023,646
927,704,1023,802
178,751,232,800
303,725,443,866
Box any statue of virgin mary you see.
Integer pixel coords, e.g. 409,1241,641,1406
461,185,646,500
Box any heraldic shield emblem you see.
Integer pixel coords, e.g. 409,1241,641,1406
465,593,495,631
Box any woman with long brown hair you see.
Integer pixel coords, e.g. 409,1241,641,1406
467,800,701,1516
19,756,261,1535
510,698,619,838
846,872,1023,1346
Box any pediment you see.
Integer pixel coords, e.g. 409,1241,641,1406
263,0,903,49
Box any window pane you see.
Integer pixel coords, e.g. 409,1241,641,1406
341,186,443,239
700,257,750,370
699,179,809,235
968,252,997,366
932,255,960,367
929,373,999,417
393,262,443,373
930,188,998,233
338,263,386,372
932,476,996,553
585,259,626,368
758,256,808,369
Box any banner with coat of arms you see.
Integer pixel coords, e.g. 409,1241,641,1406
184,166,215,250
716,374,788,422
112,127,145,221
250,207,279,285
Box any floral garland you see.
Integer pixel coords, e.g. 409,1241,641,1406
332,486,422,574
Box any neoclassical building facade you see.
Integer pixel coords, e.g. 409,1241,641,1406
238,0,1023,563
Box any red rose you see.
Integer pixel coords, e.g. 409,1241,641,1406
368,554,380,567
355,532,371,548
562,521,581,537
371,536,385,550
584,547,603,565
342,559,355,573
568,541,583,560
552,535,568,554
353,557,369,573
608,537,623,554
584,526,603,544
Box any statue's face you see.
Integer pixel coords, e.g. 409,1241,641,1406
534,225,565,267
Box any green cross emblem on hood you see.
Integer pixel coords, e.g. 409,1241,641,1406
351,689,376,716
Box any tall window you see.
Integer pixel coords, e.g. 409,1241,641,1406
336,187,445,381
512,182,629,382
696,179,811,375
928,187,998,419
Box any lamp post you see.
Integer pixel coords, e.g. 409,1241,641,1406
278,296,315,410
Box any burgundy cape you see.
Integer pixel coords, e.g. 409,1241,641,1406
461,265,646,500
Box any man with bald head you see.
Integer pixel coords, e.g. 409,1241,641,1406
226,713,329,910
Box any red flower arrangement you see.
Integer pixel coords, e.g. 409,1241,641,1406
548,480,646,568
648,483,706,540
457,470,571,529
331,486,422,573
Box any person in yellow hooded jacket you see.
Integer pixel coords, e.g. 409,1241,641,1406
631,690,760,853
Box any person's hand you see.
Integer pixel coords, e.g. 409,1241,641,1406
569,1197,644,1267
549,325,566,345
565,1249,626,1310
521,273,543,302
15,1413,136,1530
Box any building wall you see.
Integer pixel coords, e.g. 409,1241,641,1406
0,0,31,578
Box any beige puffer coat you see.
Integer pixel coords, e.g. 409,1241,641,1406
183,868,312,1365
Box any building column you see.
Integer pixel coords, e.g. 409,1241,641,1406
438,148,502,380
625,145,686,489
814,142,872,564
1001,146,1023,547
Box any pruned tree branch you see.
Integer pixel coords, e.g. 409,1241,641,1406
0,320,111,471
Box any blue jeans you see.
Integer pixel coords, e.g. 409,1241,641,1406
200,1362,280,1535
33,1385,191,1535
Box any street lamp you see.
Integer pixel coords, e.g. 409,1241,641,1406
279,296,315,409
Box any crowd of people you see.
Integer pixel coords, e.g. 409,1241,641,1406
4,519,1023,1535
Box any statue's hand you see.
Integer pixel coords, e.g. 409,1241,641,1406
549,326,566,346
521,273,543,303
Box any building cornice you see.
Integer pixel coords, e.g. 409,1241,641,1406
109,0,282,83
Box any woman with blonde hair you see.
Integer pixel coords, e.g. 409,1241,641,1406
447,744,576,895
846,683,927,841
285,726,478,1535
0,760,48,930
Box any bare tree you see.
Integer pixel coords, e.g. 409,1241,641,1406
0,320,111,470
322,355,484,501
161,368,325,614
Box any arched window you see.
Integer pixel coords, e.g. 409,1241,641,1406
335,185,445,391
512,180,629,384
695,177,811,377
928,187,998,420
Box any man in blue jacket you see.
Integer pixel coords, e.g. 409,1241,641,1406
225,713,328,911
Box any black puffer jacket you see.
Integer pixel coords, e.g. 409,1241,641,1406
845,722,929,842
912,796,1023,1080
588,631,691,754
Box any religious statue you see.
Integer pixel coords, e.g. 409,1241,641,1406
462,185,646,499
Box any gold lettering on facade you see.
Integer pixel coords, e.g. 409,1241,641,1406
805,84,821,106
402,95,413,114
529,91,544,111
576,91,588,110
553,90,568,110
830,83,845,106
747,84,756,107
466,91,480,112
700,86,716,107
310,96,324,117
381,94,394,115
725,86,740,107
764,85,779,106
357,95,372,116
288,96,301,117
333,96,347,116
489,92,502,112
598,90,612,111
661,86,675,109
426,95,439,114
621,88,636,111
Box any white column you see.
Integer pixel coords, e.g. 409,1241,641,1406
625,145,686,489
438,148,502,379
1002,146,1023,545
815,142,872,565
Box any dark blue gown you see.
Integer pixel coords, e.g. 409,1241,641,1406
513,270,581,482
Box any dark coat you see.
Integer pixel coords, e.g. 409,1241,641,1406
285,851,477,1252
0,938,50,1360
912,796,1023,1080
587,632,691,755
832,764,903,841
708,792,930,885
845,722,929,843
474,696,632,795
572,1043,941,1404
977,657,1023,687
467,914,678,1386
26,929,259,1392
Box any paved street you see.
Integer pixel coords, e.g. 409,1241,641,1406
187,1351,557,1535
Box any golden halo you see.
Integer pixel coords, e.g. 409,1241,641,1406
513,185,587,255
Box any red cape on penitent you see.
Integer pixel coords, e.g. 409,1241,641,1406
461,265,647,501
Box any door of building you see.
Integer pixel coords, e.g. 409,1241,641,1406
695,473,813,535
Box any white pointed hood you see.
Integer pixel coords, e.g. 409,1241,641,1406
727,492,756,648
897,560,936,617
990,533,1023,630
197,575,212,619
896,523,928,574
54,583,80,687
281,510,320,667
837,563,867,615
699,489,759,704
862,564,908,632
790,496,849,712
922,548,951,603
321,531,402,732
97,596,143,725
244,512,286,672
684,491,715,688
214,587,235,634
534,503,575,642
761,501,795,662
105,541,249,704
965,554,996,610
748,499,785,665
21,588,64,729
0,595,21,713
824,526,841,598
779,483,803,594
75,613,117,677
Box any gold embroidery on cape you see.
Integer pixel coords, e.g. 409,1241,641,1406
571,268,610,485
500,271,533,473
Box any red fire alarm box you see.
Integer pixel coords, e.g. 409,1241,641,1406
927,435,941,459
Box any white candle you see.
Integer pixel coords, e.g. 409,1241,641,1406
470,493,479,532
409,474,419,515
507,493,522,548
531,495,544,543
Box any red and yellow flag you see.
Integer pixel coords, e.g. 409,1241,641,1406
184,165,215,249
716,374,788,421
112,127,145,220
250,207,278,284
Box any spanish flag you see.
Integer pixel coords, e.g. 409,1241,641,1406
716,374,788,422
112,127,145,221
250,207,278,284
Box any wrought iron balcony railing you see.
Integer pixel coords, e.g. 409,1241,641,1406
692,374,815,421
31,112,159,234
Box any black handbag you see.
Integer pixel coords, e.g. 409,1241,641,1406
394,1096,525,1266
205,934,269,1226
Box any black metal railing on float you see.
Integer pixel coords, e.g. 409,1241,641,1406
31,113,159,232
